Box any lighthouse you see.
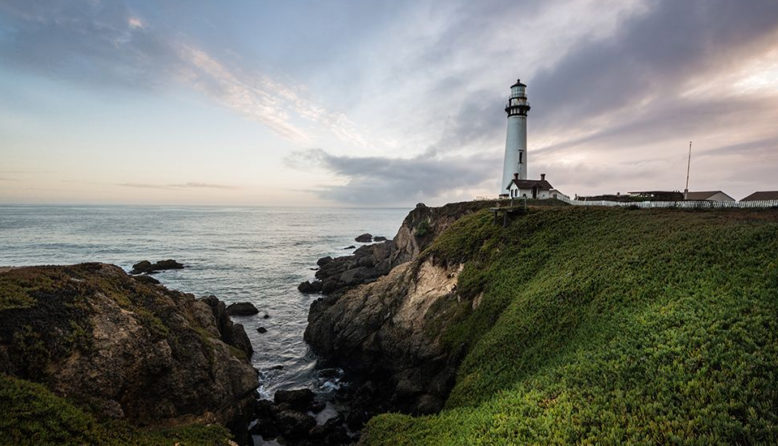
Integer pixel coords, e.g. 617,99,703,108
500,78,531,195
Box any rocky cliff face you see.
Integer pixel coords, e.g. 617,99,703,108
0,263,257,436
300,201,499,297
304,200,498,420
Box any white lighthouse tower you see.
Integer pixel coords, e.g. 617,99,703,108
500,78,531,195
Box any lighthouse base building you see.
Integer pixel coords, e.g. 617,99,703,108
506,173,568,200
498,78,568,201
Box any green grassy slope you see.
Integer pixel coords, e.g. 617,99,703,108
0,374,232,446
363,207,778,445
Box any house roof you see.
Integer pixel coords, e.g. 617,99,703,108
741,191,778,201
685,191,734,201
506,179,553,191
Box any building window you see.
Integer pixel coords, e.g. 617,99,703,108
519,151,523,163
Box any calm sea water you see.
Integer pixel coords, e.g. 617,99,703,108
0,205,409,398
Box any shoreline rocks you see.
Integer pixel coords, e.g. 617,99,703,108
226,301,260,316
129,259,184,275
251,389,351,445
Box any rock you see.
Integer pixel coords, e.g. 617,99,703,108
231,323,253,358
129,259,184,275
415,393,444,415
298,280,323,294
249,419,278,440
308,416,347,443
0,263,257,439
374,236,388,242
310,400,326,413
274,388,315,411
260,312,270,319
225,302,259,316
275,410,316,439
200,295,252,357
130,260,152,274
317,368,341,379
355,233,373,243
343,245,356,250
257,327,267,334
317,256,333,266
132,274,160,285
321,280,340,294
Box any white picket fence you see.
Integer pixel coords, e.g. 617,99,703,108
556,196,778,209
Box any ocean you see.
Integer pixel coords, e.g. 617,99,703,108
0,205,410,398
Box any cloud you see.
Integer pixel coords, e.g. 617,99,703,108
0,1,366,145
288,149,497,204
118,182,237,190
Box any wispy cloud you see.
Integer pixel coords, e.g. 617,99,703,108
118,182,237,190
0,1,366,145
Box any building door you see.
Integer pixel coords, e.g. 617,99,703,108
532,186,538,199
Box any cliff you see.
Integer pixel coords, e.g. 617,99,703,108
300,201,501,296
308,204,778,444
0,263,258,445
305,201,503,420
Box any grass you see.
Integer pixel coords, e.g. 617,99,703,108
362,206,778,445
0,374,232,446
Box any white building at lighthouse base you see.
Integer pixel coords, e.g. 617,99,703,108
505,173,569,201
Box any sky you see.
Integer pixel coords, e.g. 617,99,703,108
1,0,777,206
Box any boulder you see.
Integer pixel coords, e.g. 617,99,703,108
343,245,356,250
226,302,259,316
230,323,253,358
374,236,388,242
275,410,316,439
129,259,184,275
317,256,333,266
274,388,315,411
257,327,267,334
355,233,373,243
297,280,323,294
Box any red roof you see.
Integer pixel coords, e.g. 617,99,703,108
741,191,778,201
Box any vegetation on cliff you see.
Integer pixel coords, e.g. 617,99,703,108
362,207,778,444
0,374,231,446
0,263,257,445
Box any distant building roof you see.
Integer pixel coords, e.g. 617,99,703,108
628,191,685,201
511,78,526,88
741,191,778,201
685,191,735,201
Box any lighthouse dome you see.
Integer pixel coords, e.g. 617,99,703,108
510,79,526,98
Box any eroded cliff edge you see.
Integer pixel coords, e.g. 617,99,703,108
304,201,499,421
0,263,257,444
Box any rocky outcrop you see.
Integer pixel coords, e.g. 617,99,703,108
306,259,465,418
304,200,499,423
0,263,257,439
252,389,349,445
226,301,260,316
301,201,499,297
355,233,373,243
129,259,184,274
